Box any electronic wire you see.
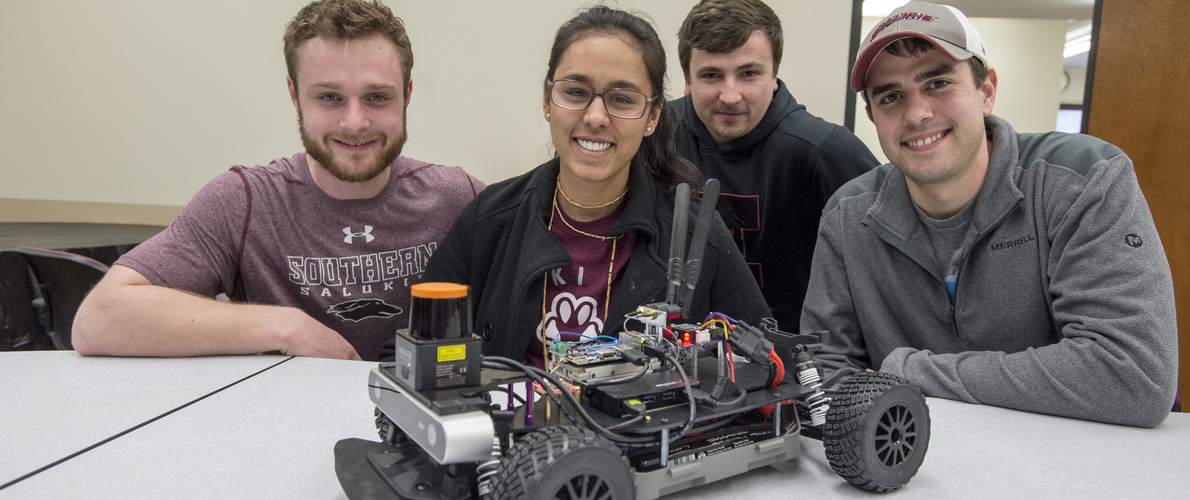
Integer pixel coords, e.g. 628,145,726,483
583,362,651,389
483,356,662,445
480,359,579,427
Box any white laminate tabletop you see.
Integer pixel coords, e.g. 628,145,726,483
0,351,287,486
2,356,376,499
679,397,1190,498
3,354,1187,499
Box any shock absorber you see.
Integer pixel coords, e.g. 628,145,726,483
475,436,503,497
792,347,830,427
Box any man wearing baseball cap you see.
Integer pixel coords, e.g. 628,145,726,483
800,2,1177,427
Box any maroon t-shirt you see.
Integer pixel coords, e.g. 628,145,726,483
117,153,484,360
525,202,637,367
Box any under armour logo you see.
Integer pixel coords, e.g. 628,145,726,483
343,226,375,244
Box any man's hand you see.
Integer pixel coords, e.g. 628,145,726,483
268,308,362,361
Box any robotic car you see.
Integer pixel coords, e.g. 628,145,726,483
334,180,930,499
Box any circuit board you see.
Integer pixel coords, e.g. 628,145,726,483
553,341,630,366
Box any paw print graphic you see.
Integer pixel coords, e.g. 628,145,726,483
538,292,604,342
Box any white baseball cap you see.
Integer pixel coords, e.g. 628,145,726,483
851,2,990,93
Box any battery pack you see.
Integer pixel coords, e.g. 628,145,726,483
586,370,699,417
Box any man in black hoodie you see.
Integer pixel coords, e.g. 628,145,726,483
674,0,878,329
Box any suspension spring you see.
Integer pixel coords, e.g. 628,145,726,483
792,348,831,427
796,366,831,427
475,436,503,497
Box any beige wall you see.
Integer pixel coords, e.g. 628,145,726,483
853,16,1069,163
0,0,855,223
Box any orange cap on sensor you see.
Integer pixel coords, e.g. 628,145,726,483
411,282,468,299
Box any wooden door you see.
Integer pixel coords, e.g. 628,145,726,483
1086,0,1189,410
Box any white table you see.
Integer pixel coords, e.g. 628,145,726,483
0,351,285,486
681,397,1190,498
2,355,377,499
2,354,1187,499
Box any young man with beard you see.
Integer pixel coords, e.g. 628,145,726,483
673,0,879,329
802,2,1177,427
73,0,483,361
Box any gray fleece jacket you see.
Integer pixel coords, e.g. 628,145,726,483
801,115,1178,427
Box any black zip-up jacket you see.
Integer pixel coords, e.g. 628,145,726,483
421,158,771,362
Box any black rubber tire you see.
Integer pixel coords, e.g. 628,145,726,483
374,407,405,445
823,371,930,492
488,426,635,500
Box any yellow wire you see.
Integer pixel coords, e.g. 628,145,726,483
700,318,730,338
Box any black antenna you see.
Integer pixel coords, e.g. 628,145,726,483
665,184,691,304
680,178,720,318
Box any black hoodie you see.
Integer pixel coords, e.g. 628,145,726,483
673,79,878,329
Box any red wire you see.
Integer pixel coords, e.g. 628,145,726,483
759,347,787,416
768,347,784,389
727,344,735,383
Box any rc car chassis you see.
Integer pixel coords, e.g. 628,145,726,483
334,181,930,499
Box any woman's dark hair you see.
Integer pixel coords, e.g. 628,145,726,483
545,6,702,190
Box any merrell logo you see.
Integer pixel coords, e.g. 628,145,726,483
343,226,374,244
989,234,1036,251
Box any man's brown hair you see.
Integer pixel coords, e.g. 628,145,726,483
677,0,783,82
283,0,413,91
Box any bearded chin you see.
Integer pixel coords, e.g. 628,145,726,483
297,108,407,183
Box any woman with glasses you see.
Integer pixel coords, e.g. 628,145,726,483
423,6,770,367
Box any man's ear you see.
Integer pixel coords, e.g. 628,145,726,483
683,81,691,97
287,76,299,107
865,104,873,123
405,79,414,109
981,67,998,117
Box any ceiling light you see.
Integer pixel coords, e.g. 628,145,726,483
1064,21,1093,58
1064,39,1092,58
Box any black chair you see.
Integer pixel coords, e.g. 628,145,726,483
15,246,109,350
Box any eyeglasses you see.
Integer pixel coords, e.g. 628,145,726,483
548,79,655,120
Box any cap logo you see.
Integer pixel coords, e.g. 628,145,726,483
869,12,936,42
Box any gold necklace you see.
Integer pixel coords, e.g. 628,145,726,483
556,179,627,210
542,192,621,362
552,196,622,241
